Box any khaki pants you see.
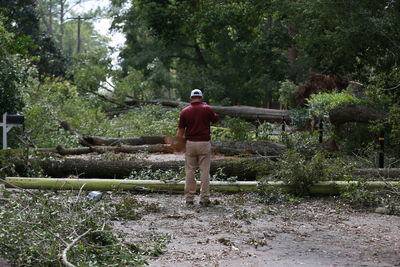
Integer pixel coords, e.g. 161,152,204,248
184,141,212,202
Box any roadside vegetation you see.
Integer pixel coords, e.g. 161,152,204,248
1,0,400,265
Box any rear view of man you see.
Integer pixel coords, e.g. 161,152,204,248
177,89,219,206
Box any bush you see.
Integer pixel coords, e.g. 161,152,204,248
341,180,381,208
219,116,253,141
0,149,43,179
307,91,361,118
267,150,352,196
278,80,298,109
257,183,299,204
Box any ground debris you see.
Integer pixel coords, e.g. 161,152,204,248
114,193,400,267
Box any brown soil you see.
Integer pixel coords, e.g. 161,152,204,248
115,193,400,267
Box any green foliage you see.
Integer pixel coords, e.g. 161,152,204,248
341,180,381,208
289,109,312,130
128,167,184,182
0,149,43,179
114,68,154,101
281,131,320,158
220,117,253,141
0,18,27,115
22,78,97,147
69,49,112,94
1,1,67,77
111,194,161,220
22,76,183,147
116,0,289,106
307,91,361,118
268,150,352,196
278,80,298,109
0,192,148,266
211,167,238,182
388,103,400,145
257,184,299,205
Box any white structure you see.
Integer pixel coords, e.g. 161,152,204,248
0,113,24,150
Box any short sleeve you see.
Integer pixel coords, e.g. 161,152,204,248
178,111,187,128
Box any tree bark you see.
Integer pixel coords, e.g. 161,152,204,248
329,105,386,126
354,168,400,180
82,135,167,146
212,140,285,156
36,144,173,155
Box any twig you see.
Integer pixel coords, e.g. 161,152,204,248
76,184,86,202
61,229,92,267
0,177,36,196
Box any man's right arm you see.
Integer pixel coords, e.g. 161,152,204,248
177,127,185,137
208,107,220,124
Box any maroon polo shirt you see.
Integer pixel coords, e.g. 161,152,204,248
178,102,219,141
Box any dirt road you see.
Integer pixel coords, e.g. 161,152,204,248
116,193,400,267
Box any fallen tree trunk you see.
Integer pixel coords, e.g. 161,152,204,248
36,144,173,155
124,99,291,123
5,177,400,195
82,135,167,146
36,140,286,156
354,168,400,179
35,157,400,181
212,140,286,156
329,105,386,126
37,157,262,180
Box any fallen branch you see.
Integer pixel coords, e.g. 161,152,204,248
0,177,36,196
6,177,400,195
61,229,92,267
329,105,386,126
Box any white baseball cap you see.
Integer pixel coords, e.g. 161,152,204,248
190,89,203,97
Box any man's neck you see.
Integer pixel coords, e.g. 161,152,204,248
190,99,203,104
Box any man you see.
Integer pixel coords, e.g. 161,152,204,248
177,89,219,206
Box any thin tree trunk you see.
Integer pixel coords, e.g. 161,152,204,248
6,177,400,195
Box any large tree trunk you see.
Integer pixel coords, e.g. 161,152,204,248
36,144,173,155
329,105,386,126
354,168,400,179
123,99,290,123
37,157,262,180
36,140,286,157
82,135,167,146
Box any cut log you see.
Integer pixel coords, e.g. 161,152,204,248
5,177,400,195
36,140,286,156
37,157,263,180
329,105,386,126
354,168,400,179
124,99,291,123
82,135,167,146
211,140,286,156
36,144,173,155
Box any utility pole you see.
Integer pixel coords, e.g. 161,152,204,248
77,15,81,53
66,16,93,54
